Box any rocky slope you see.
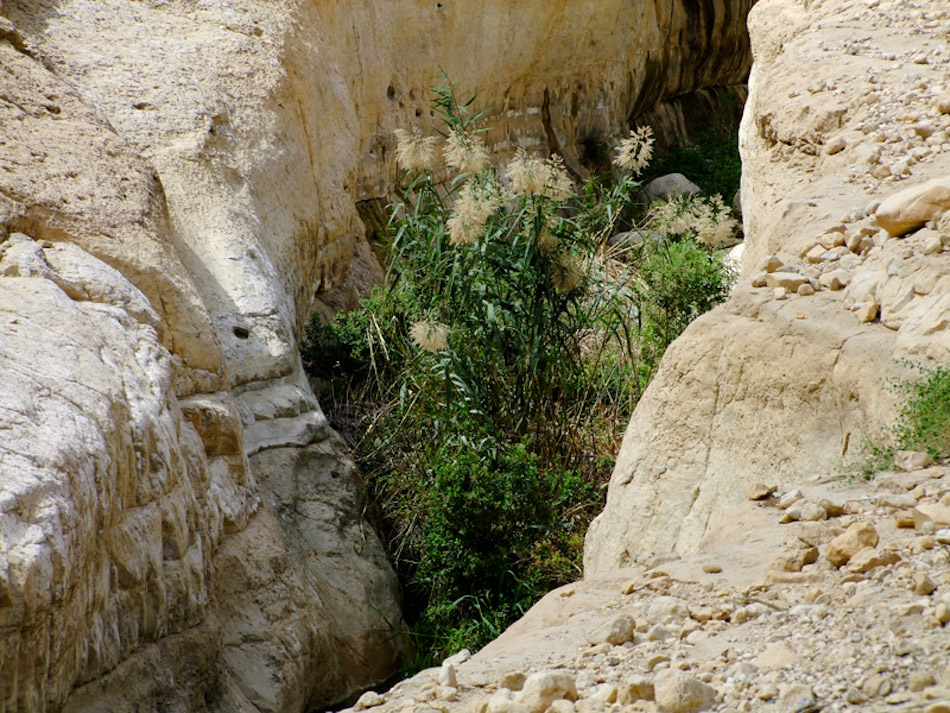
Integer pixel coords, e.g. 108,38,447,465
586,0,950,569
331,2,950,712
0,1,755,712
339,464,950,713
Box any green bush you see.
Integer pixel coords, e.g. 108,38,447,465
640,128,741,201
639,239,734,371
855,361,950,478
302,76,735,671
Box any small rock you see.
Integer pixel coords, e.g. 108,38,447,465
516,671,577,713
819,269,851,290
647,623,672,641
754,642,798,670
440,663,458,688
937,91,950,115
845,687,867,705
767,272,808,291
779,490,804,509
701,563,722,574
935,601,950,625
647,655,672,672
935,529,950,544
856,301,879,323
878,492,920,509
862,674,892,699
746,482,777,501
585,615,635,646
654,671,717,713
875,177,950,237
799,502,827,521
590,684,618,704
752,271,768,287
797,283,816,296
354,692,385,711
910,671,936,692
759,684,779,701
781,683,818,713
913,572,936,595
618,676,656,704
647,596,691,625
765,256,785,273
917,502,950,526
826,522,879,567
895,450,934,471
825,136,847,155
769,544,819,573
548,701,575,713
436,686,458,701
774,286,787,300
444,649,471,667
847,547,900,573
644,174,701,202
780,506,803,524
501,673,527,691
487,695,531,713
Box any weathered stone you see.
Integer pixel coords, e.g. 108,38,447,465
753,642,798,670
516,671,578,713
917,502,950,527
618,676,656,704
875,178,950,237
647,596,691,624
847,547,900,573
585,615,636,646
895,450,934,471
766,272,808,291
746,482,777,500
645,173,702,202
826,522,879,567
654,671,716,713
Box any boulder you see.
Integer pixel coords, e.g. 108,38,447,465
645,173,702,202
875,178,950,237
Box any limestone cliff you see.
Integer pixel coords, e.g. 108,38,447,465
586,0,950,573
0,1,754,711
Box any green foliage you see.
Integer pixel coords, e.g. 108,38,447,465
639,240,735,369
641,129,741,202
854,361,950,478
302,76,736,672
893,362,950,458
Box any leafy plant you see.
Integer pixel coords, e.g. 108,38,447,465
302,74,735,671
853,361,950,478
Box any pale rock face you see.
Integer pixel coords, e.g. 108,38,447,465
586,0,950,572
0,0,756,710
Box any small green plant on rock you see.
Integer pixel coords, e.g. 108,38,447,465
854,361,950,478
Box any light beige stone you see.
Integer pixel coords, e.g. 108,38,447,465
516,671,578,713
654,671,716,713
847,547,900,573
875,178,950,237
826,522,879,567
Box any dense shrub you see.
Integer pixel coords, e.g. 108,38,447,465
303,76,735,670
858,361,950,477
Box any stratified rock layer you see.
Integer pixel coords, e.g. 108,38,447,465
586,0,950,572
0,1,754,711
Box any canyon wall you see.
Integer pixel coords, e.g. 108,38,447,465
586,0,950,573
0,1,754,712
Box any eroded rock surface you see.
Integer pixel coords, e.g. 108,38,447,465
0,0,756,711
336,467,950,713
586,0,950,571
